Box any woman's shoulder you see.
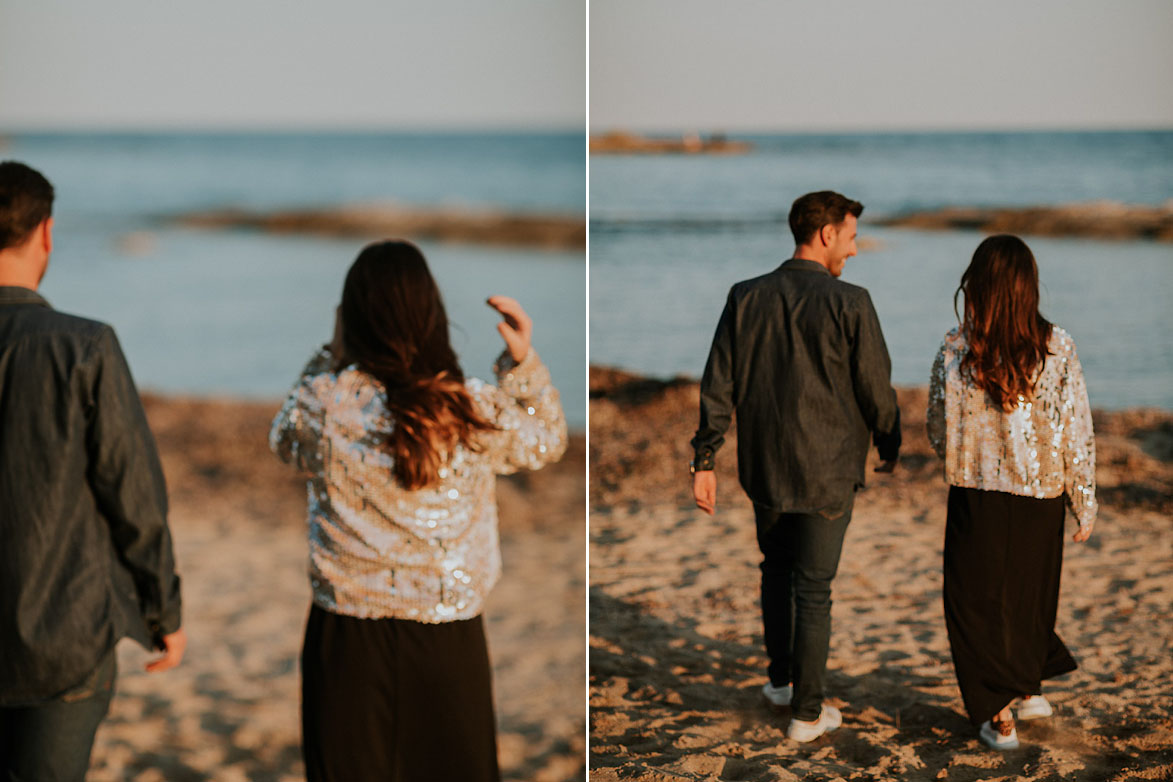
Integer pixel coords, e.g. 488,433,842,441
465,375,503,410
465,375,491,396
295,349,381,397
328,362,384,395
464,377,521,439
1047,325,1077,355
302,363,391,432
940,326,965,351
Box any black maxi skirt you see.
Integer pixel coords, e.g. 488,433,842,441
943,486,1078,726
301,604,501,782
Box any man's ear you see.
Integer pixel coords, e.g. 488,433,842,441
42,217,54,256
819,223,833,247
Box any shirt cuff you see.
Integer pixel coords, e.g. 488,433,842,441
493,348,550,401
692,447,716,471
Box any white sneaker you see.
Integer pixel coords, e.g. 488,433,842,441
787,705,842,742
762,682,792,709
979,719,1019,750
1015,695,1053,720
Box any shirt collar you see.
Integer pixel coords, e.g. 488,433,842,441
0,286,51,308
780,257,832,276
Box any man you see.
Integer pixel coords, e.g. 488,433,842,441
691,190,900,742
0,161,186,779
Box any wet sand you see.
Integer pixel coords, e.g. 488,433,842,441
87,395,585,782
589,367,1173,781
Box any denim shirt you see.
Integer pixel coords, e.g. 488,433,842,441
0,287,182,705
692,259,901,513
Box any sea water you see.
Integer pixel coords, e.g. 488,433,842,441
590,130,1173,409
2,131,587,426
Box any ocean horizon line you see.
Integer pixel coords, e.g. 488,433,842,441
588,125,1173,138
0,126,585,139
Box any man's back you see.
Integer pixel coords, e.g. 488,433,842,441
1,160,185,777
690,191,900,741
0,286,179,704
692,258,898,513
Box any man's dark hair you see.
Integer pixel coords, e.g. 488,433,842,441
789,191,863,246
0,161,55,251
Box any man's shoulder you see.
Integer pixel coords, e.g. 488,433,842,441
4,307,119,378
772,267,874,301
825,276,873,303
727,267,875,311
728,268,782,297
15,305,112,344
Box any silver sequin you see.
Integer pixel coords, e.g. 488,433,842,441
927,326,1097,531
270,348,567,623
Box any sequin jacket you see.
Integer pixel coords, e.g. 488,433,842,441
270,347,567,623
927,326,1097,530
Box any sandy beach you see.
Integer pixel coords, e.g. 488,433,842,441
86,395,585,782
589,367,1173,781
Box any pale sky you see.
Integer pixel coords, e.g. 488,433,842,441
590,0,1173,132
0,0,584,130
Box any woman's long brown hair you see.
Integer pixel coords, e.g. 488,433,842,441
954,235,1053,411
339,240,496,489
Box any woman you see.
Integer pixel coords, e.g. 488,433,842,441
270,240,567,781
927,234,1097,751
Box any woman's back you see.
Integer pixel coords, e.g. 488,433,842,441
927,234,1096,534
928,325,1096,529
272,347,566,622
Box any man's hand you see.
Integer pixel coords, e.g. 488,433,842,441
874,459,898,473
693,470,716,515
1072,525,1093,543
146,628,187,673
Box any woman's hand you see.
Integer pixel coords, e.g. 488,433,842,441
488,296,532,364
1073,525,1093,543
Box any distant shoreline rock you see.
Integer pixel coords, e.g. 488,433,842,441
590,131,752,155
169,204,585,250
873,201,1173,242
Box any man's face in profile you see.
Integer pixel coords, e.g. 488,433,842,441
826,214,858,277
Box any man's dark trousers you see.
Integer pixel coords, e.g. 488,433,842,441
755,501,853,722
0,653,116,781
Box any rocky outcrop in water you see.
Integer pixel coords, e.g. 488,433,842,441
590,131,751,155
171,204,585,250
874,201,1173,241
